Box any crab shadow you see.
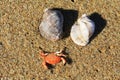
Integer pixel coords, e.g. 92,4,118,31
51,8,78,39
89,12,107,42
62,9,78,39
62,47,73,65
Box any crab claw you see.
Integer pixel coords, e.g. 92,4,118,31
55,48,66,57
40,51,48,58
57,53,66,57
55,49,63,54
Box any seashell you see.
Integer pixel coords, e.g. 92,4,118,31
70,14,95,46
39,8,63,41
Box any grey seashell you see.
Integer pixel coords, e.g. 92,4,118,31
70,14,95,46
39,8,63,41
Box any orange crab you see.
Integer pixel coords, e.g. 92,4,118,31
40,50,66,69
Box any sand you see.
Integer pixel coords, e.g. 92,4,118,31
0,0,120,80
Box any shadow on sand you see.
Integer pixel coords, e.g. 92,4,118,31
51,8,78,39
89,12,107,42
62,9,78,39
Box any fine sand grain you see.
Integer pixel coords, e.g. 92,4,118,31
0,0,120,80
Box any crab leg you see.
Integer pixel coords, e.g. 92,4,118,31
61,57,66,65
42,61,48,69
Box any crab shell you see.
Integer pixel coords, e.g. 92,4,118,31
70,14,95,46
39,8,63,41
44,53,62,64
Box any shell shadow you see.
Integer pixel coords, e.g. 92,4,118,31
62,9,78,39
51,8,78,39
89,12,107,42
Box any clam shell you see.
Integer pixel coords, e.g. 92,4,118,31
70,14,95,46
39,8,63,41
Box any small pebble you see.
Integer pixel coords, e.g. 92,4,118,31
109,46,114,49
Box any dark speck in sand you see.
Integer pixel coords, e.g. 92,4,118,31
0,42,3,48
71,0,74,2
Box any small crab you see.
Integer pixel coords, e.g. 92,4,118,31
40,50,66,69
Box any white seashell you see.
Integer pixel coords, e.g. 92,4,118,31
39,8,63,41
70,14,95,46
